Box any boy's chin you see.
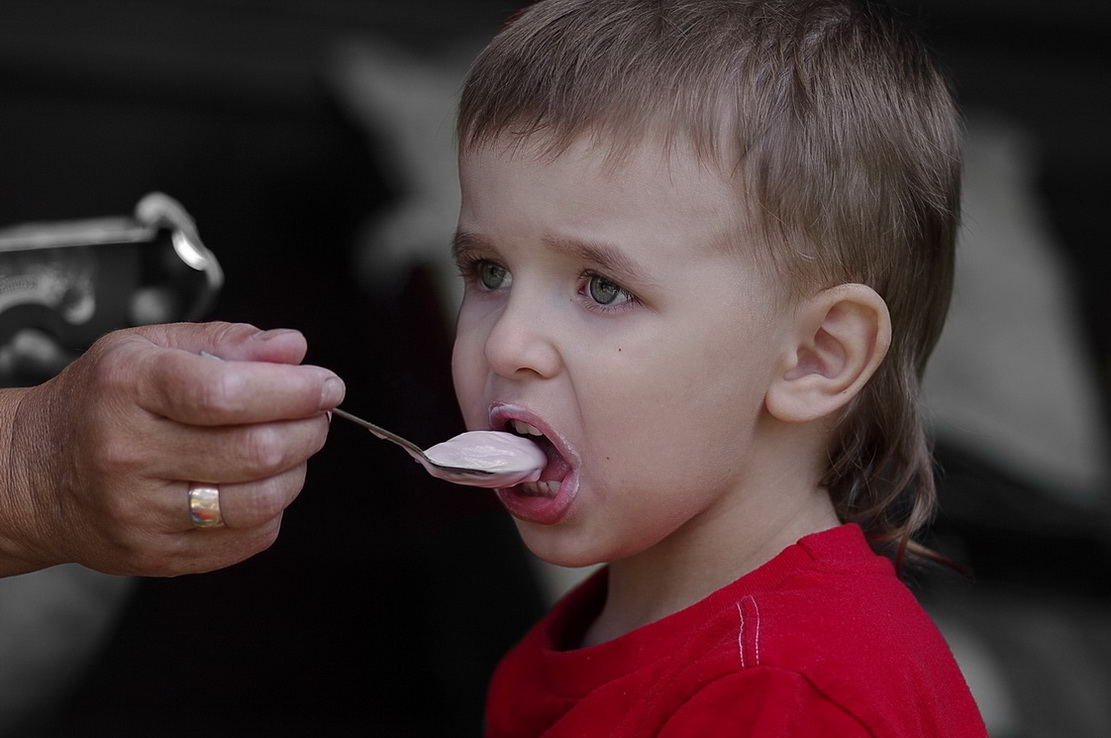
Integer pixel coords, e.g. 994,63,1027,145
510,520,608,572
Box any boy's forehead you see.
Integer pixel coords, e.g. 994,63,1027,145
457,130,773,269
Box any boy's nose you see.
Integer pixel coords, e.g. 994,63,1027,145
483,295,562,380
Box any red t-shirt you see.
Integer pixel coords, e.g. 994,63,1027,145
486,524,987,737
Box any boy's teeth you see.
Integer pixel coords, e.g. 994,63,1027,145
511,420,544,437
520,480,560,497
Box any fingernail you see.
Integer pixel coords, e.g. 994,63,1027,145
252,328,300,342
320,376,346,409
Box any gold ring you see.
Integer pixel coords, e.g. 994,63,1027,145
188,483,224,528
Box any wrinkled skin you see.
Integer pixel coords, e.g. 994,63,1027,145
0,321,344,577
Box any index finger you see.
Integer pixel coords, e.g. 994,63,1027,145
127,321,310,365
135,346,346,426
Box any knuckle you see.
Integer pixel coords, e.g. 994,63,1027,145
239,424,289,476
230,464,305,528
105,530,168,576
130,548,175,577
254,517,283,551
210,321,256,343
101,491,143,529
242,483,289,524
192,370,250,419
70,431,140,498
92,433,143,476
88,345,140,399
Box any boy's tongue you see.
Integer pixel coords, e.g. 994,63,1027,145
538,441,572,482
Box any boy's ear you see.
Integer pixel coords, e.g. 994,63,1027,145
765,284,892,424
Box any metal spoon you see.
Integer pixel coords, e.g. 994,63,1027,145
330,408,507,484
332,409,548,488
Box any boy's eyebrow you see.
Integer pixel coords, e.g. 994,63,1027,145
542,234,650,285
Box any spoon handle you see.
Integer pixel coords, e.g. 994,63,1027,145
330,408,426,459
330,407,495,480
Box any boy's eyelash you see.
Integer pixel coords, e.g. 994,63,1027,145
453,252,480,277
455,252,493,280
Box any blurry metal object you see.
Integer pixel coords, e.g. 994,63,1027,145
0,193,223,385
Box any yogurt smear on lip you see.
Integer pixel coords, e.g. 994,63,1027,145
423,431,547,489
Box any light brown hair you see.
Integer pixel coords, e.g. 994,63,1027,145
458,0,962,571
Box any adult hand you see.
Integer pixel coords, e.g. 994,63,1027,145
0,322,344,577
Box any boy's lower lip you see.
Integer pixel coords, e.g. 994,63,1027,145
496,472,578,525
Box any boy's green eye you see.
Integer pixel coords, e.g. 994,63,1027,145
479,262,511,289
587,274,631,306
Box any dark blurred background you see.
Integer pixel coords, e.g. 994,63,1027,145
0,1,1108,736
0,2,545,736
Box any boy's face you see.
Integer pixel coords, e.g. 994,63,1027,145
452,135,791,568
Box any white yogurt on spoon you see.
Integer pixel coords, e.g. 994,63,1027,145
423,431,547,488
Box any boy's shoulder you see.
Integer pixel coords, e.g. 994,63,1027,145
689,524,939,661
679,524,984,734
722,524,947,668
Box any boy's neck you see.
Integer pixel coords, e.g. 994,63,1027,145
581,480,840,648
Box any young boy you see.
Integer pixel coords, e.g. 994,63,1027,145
450,0,986,734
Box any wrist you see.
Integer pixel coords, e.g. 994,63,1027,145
0,384,65,575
